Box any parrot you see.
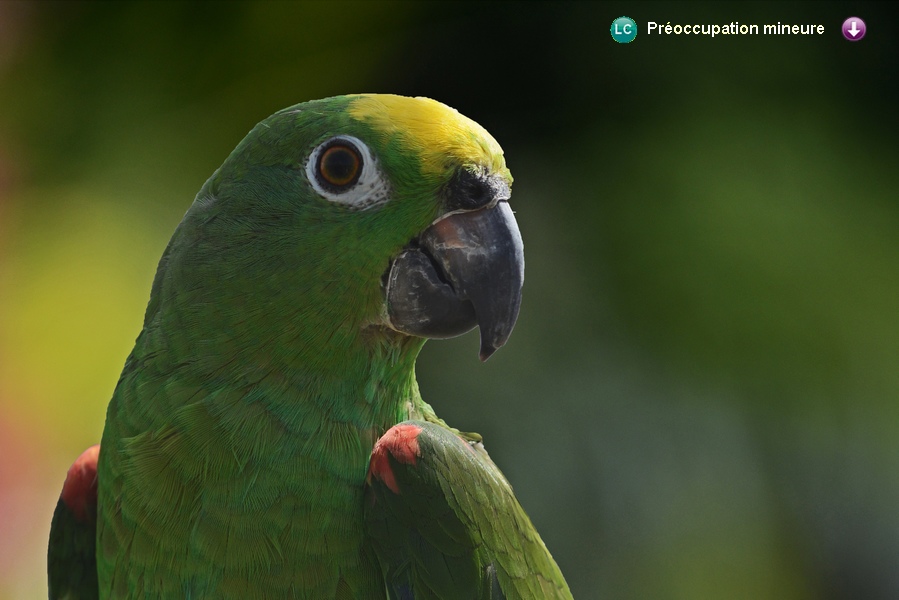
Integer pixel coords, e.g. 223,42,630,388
47,94,572,599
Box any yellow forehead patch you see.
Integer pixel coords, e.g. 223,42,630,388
348,94,510,181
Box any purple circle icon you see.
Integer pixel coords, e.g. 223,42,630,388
842,17,866,41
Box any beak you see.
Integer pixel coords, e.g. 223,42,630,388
385,200,524,361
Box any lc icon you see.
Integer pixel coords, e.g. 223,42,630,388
611,16,638,43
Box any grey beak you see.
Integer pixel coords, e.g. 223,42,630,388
386,201,524,361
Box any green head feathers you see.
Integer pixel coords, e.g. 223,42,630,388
141,93,519,387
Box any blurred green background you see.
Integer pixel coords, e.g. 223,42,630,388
1,1,897,598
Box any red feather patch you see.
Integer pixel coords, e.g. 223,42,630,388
368,424,422,494
60,445,100,523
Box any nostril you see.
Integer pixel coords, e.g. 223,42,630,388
445,168,504,212
466,181,489,205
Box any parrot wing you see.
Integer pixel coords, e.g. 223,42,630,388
48,445,100,600
364,422,572,600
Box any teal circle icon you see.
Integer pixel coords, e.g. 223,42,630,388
611,16,637,43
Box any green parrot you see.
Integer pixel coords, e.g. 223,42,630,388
48,94,572,599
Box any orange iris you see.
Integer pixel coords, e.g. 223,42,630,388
318,144,362,188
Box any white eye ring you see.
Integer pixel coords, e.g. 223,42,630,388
304,135,390,210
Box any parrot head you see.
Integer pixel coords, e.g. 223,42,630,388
148,94,523,374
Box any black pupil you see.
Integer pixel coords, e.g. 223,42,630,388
322,147,358,184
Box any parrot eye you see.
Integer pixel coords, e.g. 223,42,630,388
317,142,362,190
305,135,390,210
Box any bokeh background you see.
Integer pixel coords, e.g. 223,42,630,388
1,1,897,598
